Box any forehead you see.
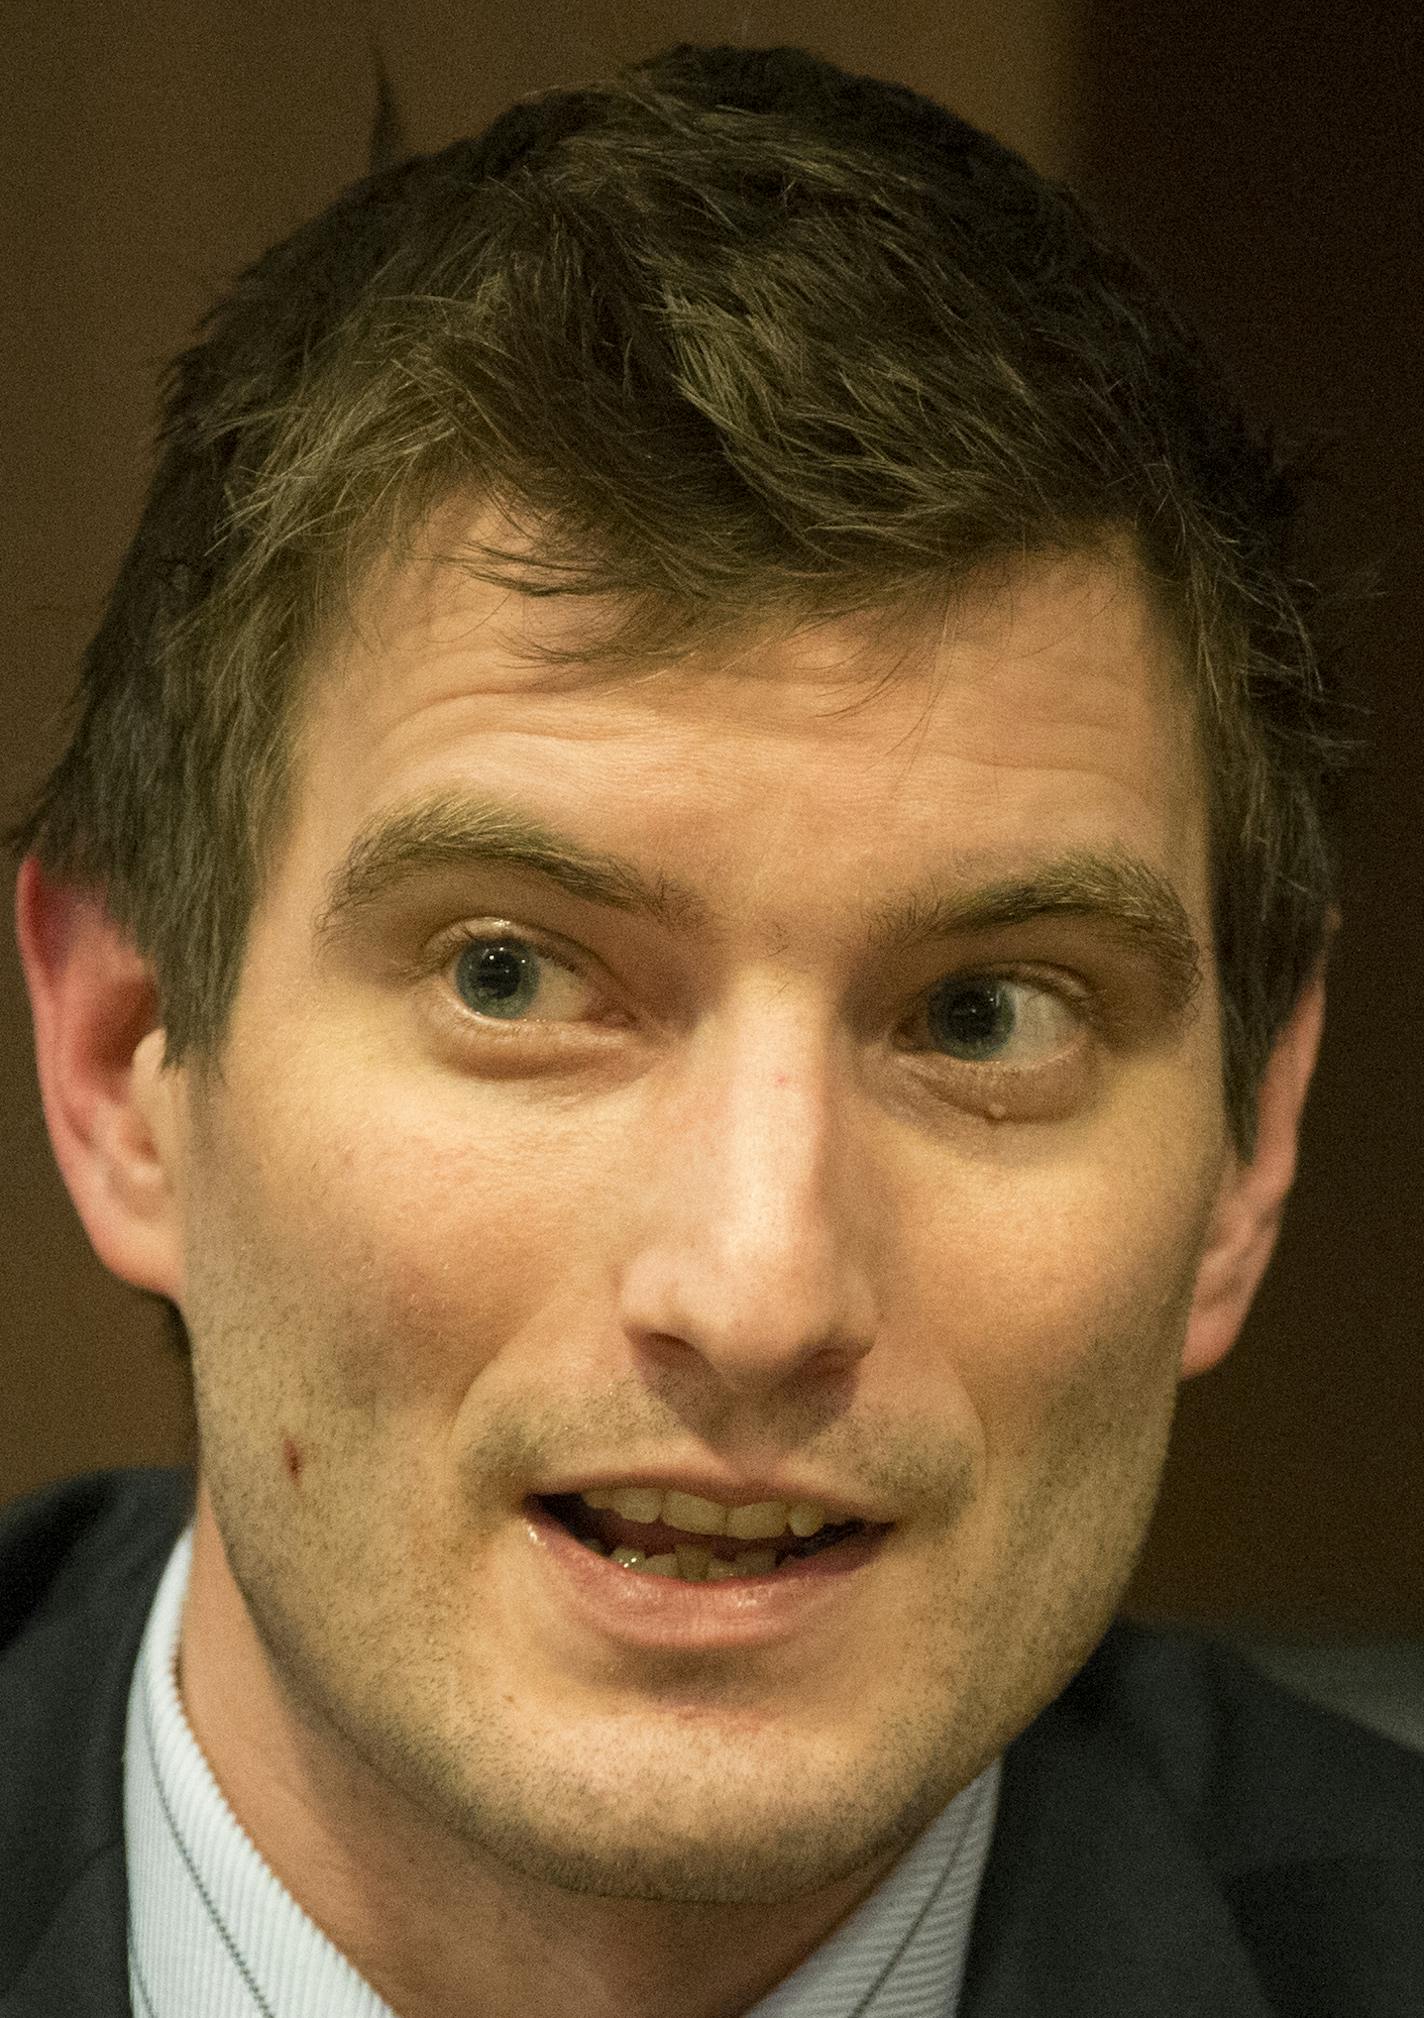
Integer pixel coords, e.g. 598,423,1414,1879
282,520,1207,937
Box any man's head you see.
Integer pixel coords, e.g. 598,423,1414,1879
16,45,1339,1914
17,43,1341,1155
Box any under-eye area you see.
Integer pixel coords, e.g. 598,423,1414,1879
537,1489,881,1581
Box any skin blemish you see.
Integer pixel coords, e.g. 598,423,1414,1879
281,1435,304,1486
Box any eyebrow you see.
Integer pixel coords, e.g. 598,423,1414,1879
316,791,1203,1014
317,793,711,945
866,849,1203,1013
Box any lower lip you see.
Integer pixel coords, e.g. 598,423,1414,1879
523,1499,890,1652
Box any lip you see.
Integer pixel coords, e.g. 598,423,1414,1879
524,1497,891,1653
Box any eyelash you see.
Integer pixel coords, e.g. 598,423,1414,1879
426,921,1097,1075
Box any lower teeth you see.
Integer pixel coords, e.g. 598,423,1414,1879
602,1543,781,1580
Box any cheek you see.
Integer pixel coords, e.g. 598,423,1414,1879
899,1115,1218,1442
218,1075,612,1423
895,1139,1212,1673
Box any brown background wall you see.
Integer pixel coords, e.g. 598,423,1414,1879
1075,1,1424,1631
2,2,1418,1632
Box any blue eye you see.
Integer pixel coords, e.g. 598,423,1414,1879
453,939,542,1019
926,979,1019,1059
919,976,1081,1067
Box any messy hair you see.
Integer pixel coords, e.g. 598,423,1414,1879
15,42,1351,1163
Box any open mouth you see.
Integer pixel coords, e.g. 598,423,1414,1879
536,1491,877,1583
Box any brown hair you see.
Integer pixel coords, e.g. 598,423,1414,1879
15,42,1353,1161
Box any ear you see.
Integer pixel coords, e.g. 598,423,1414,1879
1180,935,1333,1380
14,856,186,1299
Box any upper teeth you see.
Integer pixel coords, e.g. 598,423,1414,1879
580,1486,831,1540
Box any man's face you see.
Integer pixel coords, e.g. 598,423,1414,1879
168,530,1230,1904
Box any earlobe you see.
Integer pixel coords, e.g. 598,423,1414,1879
1179,950,1331,1381
14,856,186,1299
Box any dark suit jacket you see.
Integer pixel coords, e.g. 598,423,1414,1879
2,1469,1421,2016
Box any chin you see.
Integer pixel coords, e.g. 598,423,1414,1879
379,1697,965,1906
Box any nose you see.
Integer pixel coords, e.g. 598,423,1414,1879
616,1001,880,1397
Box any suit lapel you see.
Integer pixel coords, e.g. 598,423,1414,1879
1,1851,135,2018
0,1471,193,2018
960,1673,1278,2017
